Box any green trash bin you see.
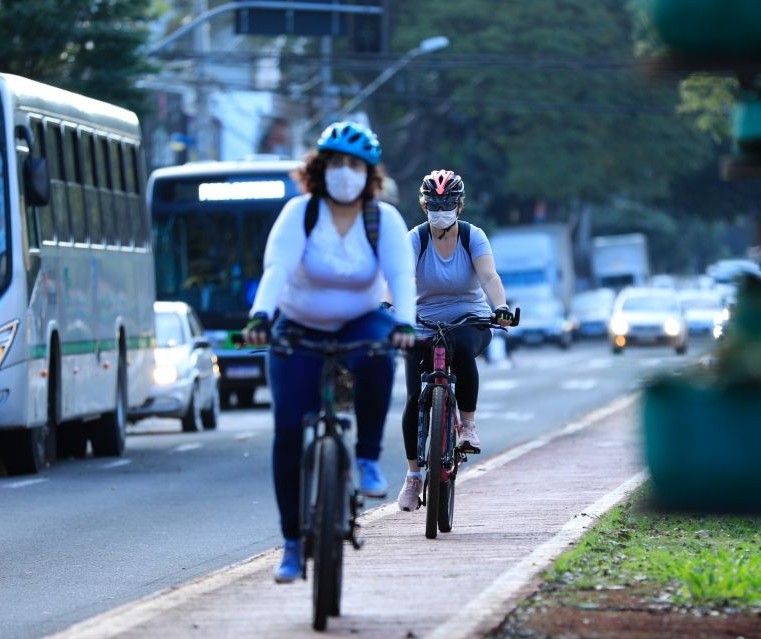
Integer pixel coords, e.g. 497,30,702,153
643,377,761,512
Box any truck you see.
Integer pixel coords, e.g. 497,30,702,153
590,233,650,291
490,224,576,313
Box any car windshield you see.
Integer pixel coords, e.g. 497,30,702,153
621,296,679,313
155,312,185,347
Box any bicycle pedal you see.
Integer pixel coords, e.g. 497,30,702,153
457,444,481,454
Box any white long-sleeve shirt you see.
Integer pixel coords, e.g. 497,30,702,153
251,194,416,331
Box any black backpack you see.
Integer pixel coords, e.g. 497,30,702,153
415,220,472,266
304,195,380,256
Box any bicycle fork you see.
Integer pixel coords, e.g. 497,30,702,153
416,373,460,480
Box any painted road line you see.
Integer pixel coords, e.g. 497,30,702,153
2,478,49,489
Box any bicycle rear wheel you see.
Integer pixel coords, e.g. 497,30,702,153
312,437,343,631
425,386,447,539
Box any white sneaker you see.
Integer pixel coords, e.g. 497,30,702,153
397,473,423,511
457,419,481,452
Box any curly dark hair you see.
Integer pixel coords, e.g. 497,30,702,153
299,150,381,201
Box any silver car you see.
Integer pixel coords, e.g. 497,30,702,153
129,301,221,431
608,287,688,355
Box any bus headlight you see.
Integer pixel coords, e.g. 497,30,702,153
0,320,20,368
609,315,629,336
663,317,682,337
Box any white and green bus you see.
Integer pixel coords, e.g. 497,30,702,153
147,159,303,408
0,74,155,475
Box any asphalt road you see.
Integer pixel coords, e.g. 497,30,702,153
0,337,713,639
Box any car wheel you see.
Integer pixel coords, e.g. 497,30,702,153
201,382,220,430
675,341,688,355
181,381,203,432
611,344,624,355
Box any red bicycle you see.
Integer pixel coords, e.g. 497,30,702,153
416,310,520,539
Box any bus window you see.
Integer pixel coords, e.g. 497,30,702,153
99,136,117,246
63,126,86,244
126,143,148,247
26,118,46,249
81,131,102,245
110,140,131,247
48,124,70,242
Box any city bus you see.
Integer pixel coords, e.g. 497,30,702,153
0,74,156,475
147,159,303,408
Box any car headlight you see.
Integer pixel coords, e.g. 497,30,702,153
609,315,629,336
0,320,19,368
663,317,682,337
154,364,179,385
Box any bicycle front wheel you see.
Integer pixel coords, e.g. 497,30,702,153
425,386,447,539
312,437,343,631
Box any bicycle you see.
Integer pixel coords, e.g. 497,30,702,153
415,309,520,540
269,330,394,631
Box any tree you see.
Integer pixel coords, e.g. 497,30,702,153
0,0,160,113
379,0,715,226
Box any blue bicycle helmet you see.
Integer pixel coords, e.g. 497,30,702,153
316,121,382,166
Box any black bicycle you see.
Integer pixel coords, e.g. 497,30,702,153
270,331,393,631
416,310,520,539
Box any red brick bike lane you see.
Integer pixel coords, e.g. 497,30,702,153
47,394,644,639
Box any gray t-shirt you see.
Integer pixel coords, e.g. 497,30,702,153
411,222,493,332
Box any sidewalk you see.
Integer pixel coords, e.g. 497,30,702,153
48,394,645,639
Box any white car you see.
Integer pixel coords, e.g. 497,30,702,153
608,287,688,355
571,288,615,338
678,289,725,335
130,301,221,431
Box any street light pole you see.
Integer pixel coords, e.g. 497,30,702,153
303,35,450,133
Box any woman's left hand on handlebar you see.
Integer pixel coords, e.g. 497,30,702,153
390,323,417,349
492,305,513,328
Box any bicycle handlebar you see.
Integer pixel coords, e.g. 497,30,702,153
417,306,521,333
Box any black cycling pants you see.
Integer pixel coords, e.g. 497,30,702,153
401,325,492,461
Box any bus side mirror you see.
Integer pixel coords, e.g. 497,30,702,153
24,156,50,207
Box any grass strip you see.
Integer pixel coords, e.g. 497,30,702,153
545,482,761,608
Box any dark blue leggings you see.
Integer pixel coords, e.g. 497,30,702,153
268,310,396,540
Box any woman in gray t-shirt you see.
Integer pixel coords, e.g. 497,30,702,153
396,170,513,512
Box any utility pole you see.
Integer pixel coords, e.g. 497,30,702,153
193,0,214,160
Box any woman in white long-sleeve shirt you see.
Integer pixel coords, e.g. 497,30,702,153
243,121,416,583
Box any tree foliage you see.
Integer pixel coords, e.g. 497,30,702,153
0,0,159,113
382,0,716,223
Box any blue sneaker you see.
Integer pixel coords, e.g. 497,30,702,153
356,458,388,498
274,539,301,583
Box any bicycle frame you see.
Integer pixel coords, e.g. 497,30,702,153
415,331,461,482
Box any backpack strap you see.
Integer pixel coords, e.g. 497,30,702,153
362,199,380,257
416,220,472,265
304,195,379,257
304,195,319,237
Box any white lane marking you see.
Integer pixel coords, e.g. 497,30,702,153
424,469,649,639
483,379,519,391
172,443,202,453
44,393,637,639
560,379,597,390
2,478,49,489
99,460,132,469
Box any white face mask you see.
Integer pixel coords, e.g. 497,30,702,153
325,166,367,203
427,208,458,229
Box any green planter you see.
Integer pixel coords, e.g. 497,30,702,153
643,378,761,512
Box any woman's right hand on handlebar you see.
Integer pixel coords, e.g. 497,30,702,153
243,312,271,345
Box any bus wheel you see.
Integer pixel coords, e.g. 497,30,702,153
89,358,127,457
1,427,46,475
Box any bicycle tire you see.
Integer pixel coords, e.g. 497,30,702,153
312,437,342,631
425,386,447,539
438,476,456,533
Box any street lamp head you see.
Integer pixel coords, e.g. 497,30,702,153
418,36,450,54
